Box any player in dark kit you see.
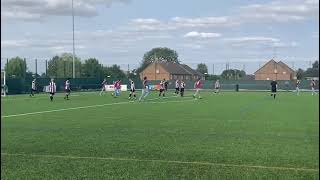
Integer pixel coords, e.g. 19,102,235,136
64,79,71,100
164,79,168,92
270,80,277,99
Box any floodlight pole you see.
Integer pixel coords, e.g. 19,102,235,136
72,0,75,78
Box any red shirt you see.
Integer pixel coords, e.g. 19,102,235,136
195,80,202,89
114,81,121,89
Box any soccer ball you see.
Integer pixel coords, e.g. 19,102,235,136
111,93,114,96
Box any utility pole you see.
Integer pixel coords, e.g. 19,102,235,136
6,58,8,72
35,59,37,76
45,60,48,76
154,53,157,80
72,0,75,78
212,64,214,75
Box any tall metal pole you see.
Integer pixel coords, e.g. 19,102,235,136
35,59,38,76
212,64,214,75
45,60,48,76
72,0,75,78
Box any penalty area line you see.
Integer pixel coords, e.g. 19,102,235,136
1,98,195,118
1,152,318,172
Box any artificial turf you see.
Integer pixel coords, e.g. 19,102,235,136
1,91,319,179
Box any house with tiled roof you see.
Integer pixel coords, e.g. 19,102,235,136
254,59,296,80
140,61,204,81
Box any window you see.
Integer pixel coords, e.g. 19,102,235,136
156,69,160,74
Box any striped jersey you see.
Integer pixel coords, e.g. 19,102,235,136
49,82,56,93
180,82,185,88
215,81,220,88
31,81,36,89
65,80,70,90
160,81,165,89
175,80,180,88
311,81,315,87
130,81,135,90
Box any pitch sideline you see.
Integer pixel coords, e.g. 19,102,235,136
1,152,318,172
1,97,195,118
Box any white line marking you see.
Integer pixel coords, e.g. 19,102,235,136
1,95,80,101
1,98,195,118
1,152,317,172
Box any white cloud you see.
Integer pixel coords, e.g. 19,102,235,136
128,18,177,31
183,31,221,38
172,16,238,27
1,0,131,22
224,36,280,43
238,0,319,23
182,44,203,49
272,41,298,48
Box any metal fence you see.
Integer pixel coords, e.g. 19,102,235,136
3,78,318,95
1,57,316,77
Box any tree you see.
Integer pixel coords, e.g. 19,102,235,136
296,68,304,80
60,53,82,78
47,53,82,78
82,58,103,78
221,69,246,80
312,60,319,69
196,63,208,74
103,65,126,79
5,57,27,78
47,55,59,77
137,47,180,73
206,75,220,81
303,60,319,78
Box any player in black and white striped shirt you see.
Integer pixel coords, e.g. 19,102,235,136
180,80,185,97
64,79,71,100
175,80,180,95
100,78,107,96
30,79,36,97
49,78,56,102
159,80,165,97
128,79,137,100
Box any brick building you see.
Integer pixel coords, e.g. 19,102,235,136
254,59,296,80
139,62,204,81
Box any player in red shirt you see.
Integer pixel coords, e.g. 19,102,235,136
112,80,121,97
193,78,202,99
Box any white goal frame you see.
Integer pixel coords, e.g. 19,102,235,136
1,70,6,97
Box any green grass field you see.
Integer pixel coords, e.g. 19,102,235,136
1,91,319,179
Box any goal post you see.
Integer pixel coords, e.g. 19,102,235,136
1,70,7,97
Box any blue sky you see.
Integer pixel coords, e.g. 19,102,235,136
1,0,319,74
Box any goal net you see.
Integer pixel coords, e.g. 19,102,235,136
1,70,7,96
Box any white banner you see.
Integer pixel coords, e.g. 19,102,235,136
105,85,127,91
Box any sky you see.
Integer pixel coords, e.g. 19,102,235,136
1,0,319,74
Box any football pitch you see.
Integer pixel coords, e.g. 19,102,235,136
1,91,319,179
